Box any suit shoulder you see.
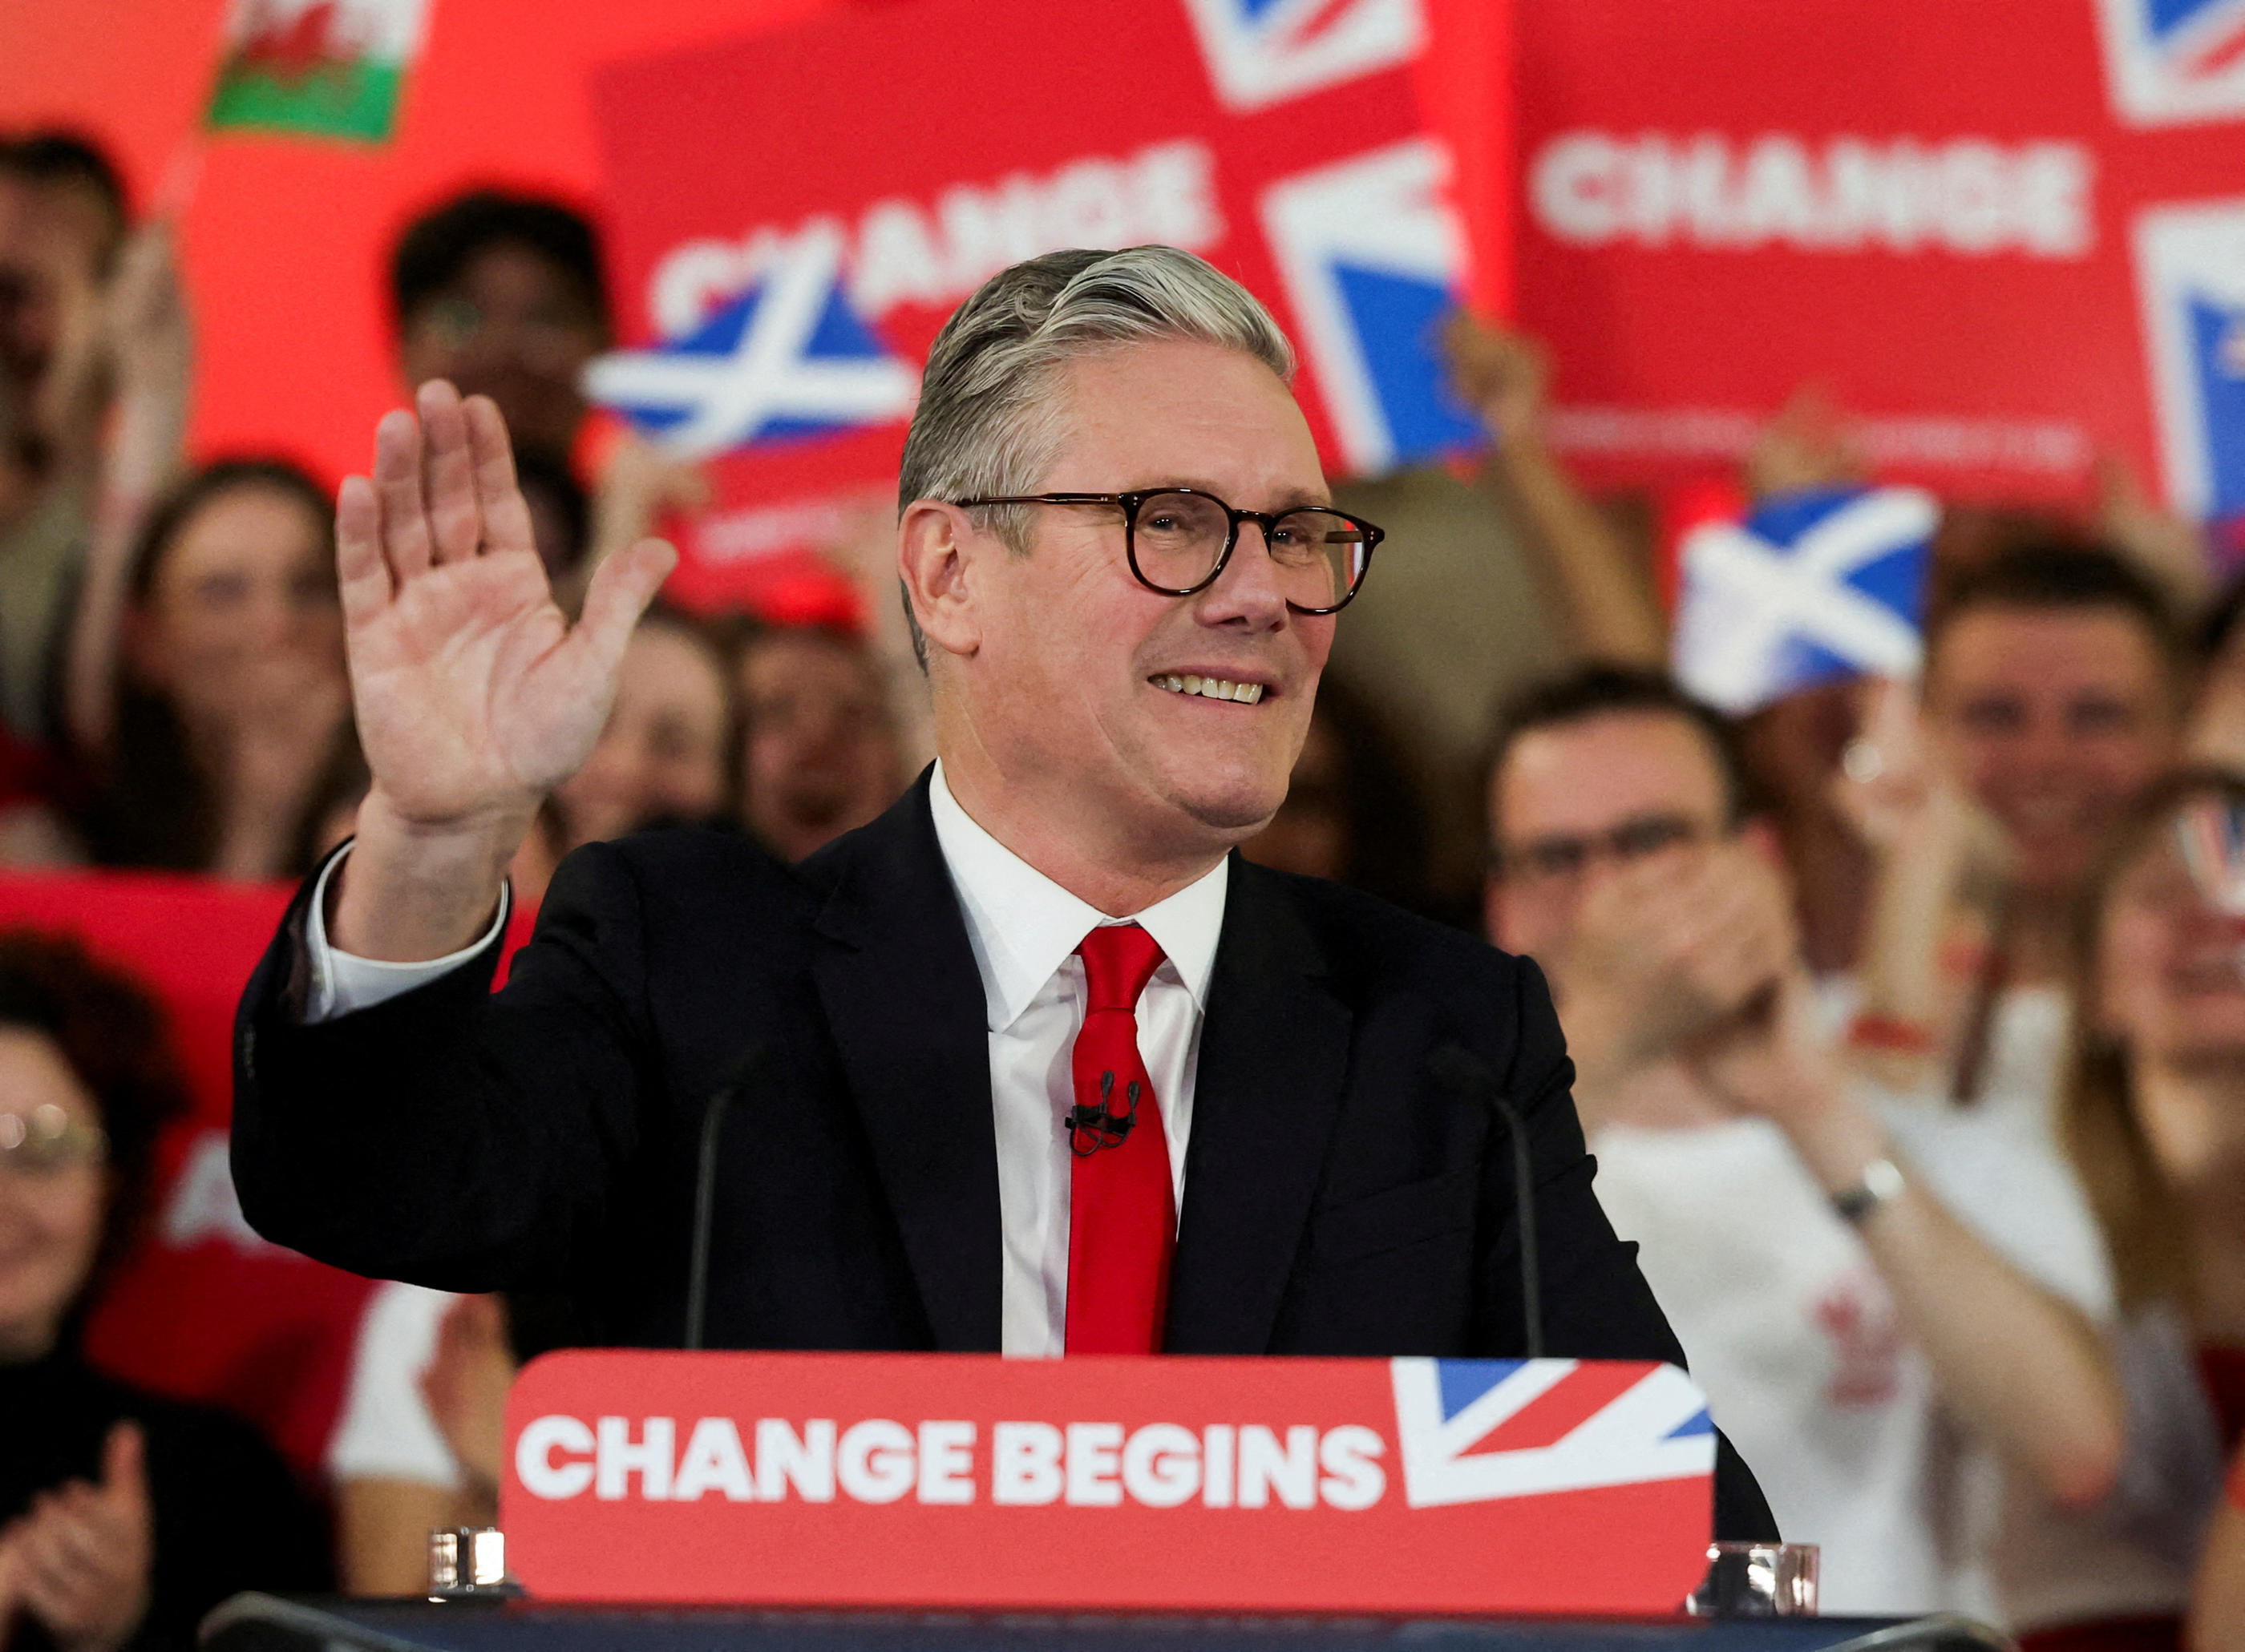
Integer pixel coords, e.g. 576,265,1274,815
574,824,819,931
1246,862,1532,996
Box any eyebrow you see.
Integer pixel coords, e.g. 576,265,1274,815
1127,480,1334,510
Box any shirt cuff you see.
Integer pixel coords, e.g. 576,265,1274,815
304,842,512,1024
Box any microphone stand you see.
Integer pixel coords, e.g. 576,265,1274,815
1430,1043,1544,1359
684,1044,768,1351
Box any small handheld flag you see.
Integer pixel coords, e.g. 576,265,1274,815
205,0,430,144
1671,484,1937,717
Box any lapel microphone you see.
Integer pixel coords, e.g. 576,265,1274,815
1428,1043,1545,1359
1066,1070,1140,1156
684,1042,771,1351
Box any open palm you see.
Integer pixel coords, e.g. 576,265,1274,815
338,382,674,830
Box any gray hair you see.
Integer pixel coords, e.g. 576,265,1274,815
896,246,1296,666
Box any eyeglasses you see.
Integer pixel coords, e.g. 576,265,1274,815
1493,814,1709,887
952,489,1385,615
0,1103,107,1178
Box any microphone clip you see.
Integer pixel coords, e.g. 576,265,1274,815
1066,1071,1140,1157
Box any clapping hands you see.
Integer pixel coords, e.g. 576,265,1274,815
0,1423,152,1652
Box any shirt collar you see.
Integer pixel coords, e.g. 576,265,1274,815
928,761,1228,1032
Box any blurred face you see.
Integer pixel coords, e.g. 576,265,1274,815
1927,605,2177,898
1487,710,1732,964
934,339,1334,862
737,630,899,862
130,483,344,728
0,1027,105,1361
1240,712,1348,881
554,622,729,850
0,174,109,414
399,242,604,458
2096,816,2245,1068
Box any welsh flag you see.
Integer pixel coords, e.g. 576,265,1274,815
205,0,430,143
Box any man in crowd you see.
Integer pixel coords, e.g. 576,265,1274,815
1483,664,2122,1613
233,245,1775,1532
389,189,609,466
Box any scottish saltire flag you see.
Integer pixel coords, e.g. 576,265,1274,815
2098,0,2245,123
2136,200,2245,522
2175,796,2245,913
1390,1359,1713,1509
583,229,919,463
206,0,429,143
1262,138,1481,476
1181,0,1425,112
1671,486,1936,717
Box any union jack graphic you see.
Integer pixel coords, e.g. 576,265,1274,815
1179,0,1425,112
2097,0,2245,126
1390,1359,1713,1509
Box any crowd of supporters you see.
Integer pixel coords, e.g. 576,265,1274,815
6,123,2245,1652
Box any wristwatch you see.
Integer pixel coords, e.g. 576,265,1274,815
1830,1155,1906,1226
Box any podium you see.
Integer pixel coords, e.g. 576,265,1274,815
200,1595,2016,1652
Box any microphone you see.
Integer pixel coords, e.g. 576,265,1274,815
1429,1043,1544,1359
1066,1069,1142,1157
684,1044,769,1351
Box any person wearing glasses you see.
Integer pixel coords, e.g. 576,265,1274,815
231,246,1778,1531
0,931,330,1652
1483,663,2127,1615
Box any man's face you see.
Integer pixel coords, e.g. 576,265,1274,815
1925,605,2178,898
0,175,109,417
399,242,605,458
949,339,1334,860
1486,710,1732,964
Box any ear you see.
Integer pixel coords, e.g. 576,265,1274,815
897,500,985,664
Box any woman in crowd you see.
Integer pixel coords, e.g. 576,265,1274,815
0,928,330,1650
2009,768,2245,1650
64,460,359,880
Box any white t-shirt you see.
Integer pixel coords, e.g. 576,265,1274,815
1591,1096,2110,1618
326,1280,466,1489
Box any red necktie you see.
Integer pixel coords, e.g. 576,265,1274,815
1064,923,1175,1355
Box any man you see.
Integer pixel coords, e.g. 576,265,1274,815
1483,664,2122,1613
389,190,609,463
233,247,1771,1533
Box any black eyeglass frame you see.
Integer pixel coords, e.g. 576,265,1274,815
952,489,1387,615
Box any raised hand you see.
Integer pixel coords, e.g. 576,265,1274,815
330,382,674,959
12,1422,152,1652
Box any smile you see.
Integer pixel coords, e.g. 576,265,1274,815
1151,673,1266,704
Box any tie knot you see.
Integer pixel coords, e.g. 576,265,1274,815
1077,923,1166,1012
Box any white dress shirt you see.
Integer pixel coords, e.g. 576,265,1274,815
300,762,1228,1357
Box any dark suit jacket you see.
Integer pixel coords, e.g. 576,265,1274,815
231,773,1774,1538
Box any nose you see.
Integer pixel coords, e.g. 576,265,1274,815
1191,519,1291,632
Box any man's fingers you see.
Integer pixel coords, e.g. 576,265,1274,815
99,1424,148,1516
373,408,435,580
336,475,393,628
418,380,483,565
570,538,679,679
463,395,539,559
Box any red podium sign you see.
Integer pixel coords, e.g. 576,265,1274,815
501,1351,1714,1615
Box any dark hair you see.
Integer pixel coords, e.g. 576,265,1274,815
1483,664,1756,839
389,189,608,332
1296,673,1431,913
0,130,127,271
127,457,332,602
0,929,188,1293
1929,539,2189,677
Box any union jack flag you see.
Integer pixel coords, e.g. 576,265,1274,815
2098,0,2245,125
1390,1359,1713,1509
1180,0,1425,112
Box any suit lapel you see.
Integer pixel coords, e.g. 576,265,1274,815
1166,859,1353,1354
808,776,1004,1351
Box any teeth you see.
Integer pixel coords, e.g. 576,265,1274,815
1152,674,1264,704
